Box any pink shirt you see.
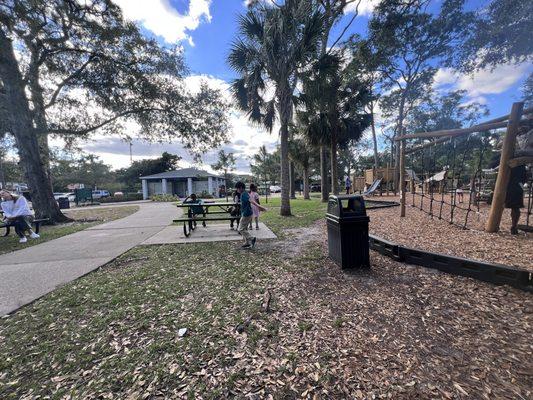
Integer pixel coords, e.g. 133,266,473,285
250,191,260,217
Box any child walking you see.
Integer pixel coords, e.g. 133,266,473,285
248,183,261,230
235,181,266,248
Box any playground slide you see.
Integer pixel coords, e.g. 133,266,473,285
364,178,382,196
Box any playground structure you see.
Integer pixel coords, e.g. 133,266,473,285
364,167,394,191
395,102,533,233
352,167,419,197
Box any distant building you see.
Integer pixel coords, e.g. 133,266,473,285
139,167,225,199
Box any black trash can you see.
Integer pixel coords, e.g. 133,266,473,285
326,195,370,269
58,196,70,209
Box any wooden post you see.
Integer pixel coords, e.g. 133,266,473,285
400,138,406,217
486,102,524,232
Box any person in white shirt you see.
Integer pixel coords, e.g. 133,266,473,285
0,190,40,243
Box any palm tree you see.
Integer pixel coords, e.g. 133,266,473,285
250,145,280,203
227,0,323,216
211,150,236,200
288,136,314,200
298,52,372,195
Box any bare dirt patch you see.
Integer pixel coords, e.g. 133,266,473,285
263,219,325,259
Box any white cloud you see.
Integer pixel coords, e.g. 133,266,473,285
434,62,531,98
63,74,278,173
346,0,380,16
113,0,212,45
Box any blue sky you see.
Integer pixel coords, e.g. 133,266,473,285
79,0,531,171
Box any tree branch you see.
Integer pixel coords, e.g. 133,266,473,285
48,107,168,136
327,0,361,53
45,55,96,109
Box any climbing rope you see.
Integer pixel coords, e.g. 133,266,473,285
409,134,490,230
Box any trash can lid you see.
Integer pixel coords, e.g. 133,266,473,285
327,195,367,218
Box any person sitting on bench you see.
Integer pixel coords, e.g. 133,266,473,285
183,193,206,226
0,190,40,243
183,194,205,215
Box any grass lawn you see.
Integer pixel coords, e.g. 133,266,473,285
1,199,531,399
0,206,139,255
259,196,327,236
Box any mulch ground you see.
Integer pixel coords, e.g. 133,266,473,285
367,195,532,271
253,224,533,399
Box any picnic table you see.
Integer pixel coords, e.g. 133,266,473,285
175,201,239,237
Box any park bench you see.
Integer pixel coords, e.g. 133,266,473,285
175,202,239,237
0,217,49,237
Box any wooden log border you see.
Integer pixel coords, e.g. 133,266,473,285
368,234,533,292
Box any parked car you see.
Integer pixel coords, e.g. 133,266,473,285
92,190,110,199
310,183,321,192
269,185,281,193
54,192,76,202
114,191,124,197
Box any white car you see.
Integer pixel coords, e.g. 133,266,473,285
54,192,76,202
269,185,281,193
92,190,110,199
53,192,66,200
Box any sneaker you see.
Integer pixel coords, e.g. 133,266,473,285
241,243,251,249
251,237,257,248
510,227,519,235
19,237,27,243
256,226,259,230
30,232,40,239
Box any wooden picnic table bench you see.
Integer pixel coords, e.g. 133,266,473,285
175,202,239,237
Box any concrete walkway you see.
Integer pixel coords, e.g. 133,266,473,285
142,222,277,244
0,202,177,316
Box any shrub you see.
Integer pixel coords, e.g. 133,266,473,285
100,193,144,203
199,190,214,199
150,194,179,202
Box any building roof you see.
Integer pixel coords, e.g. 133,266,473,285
405,169,420,181
140,167,223,180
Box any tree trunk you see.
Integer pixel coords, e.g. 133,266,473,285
289,161,296,199
394,93,407,193
319,16,332,203
0,31,68,223
27,48,52,175
303,167,310,200
320,145,329,202
389,138,394,169
330,131,339,195
370,103,379,169
224,170,228,201
278,90,292,216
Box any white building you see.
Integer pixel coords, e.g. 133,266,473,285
139,168,225,199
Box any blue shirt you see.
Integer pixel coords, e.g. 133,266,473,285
184,199,204,215
240,191,253,217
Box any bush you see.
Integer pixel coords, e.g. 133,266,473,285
199,190,214,199
150,194,179,202
100,193,144,203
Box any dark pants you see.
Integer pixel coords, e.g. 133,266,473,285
230,216,240,228
11,216,32,238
